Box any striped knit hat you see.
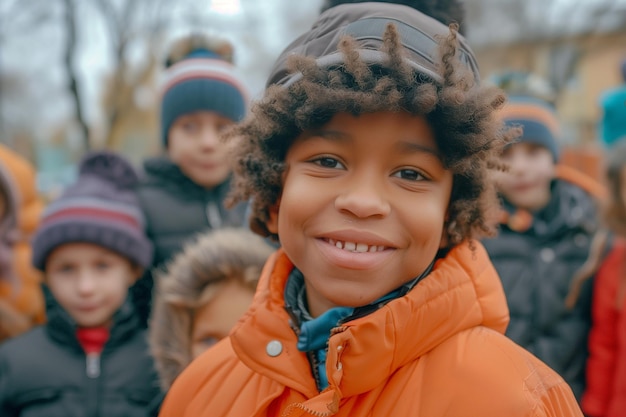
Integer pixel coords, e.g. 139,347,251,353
32,151,153,271
160,36,249,147
500,95,561,162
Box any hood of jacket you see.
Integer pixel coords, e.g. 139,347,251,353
229,241,509,402
0,145,45,339
149,227,275,390
0,162,18,283
0,145,43,237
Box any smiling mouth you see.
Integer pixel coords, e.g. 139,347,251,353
325,238,388,253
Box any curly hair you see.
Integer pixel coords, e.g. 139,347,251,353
225,23,517,247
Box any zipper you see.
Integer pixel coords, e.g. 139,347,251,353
281,400,335,417
85,353,101,417
86,353,100,378
206,201,222,228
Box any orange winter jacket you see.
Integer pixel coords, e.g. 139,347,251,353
0,145,45,341
159,242,583,417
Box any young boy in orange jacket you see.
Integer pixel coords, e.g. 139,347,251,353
158,3,584,416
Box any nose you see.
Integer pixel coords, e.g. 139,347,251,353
334,173,391,219
76,272,97,296
199,126,221,150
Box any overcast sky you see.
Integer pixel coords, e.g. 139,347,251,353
2,0,625,146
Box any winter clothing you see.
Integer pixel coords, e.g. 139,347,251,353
266,2,480,89
582,237,626,417
160,45,249,146
0,288,162,417
32,151,153,271
598,85,626,148
500,95,561,162
149,227,274,391
482,168,603,400
0,145,45,342
0,162,18,285
159,243,583,417
318,0,467,34
132,157,248,327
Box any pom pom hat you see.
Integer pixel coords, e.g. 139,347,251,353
499,95,561,162
32,151,153,271
159,36,250,147
267,3,480,89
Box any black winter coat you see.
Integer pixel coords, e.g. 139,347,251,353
482,179,597,401
131,157,248,327
0,292,161,417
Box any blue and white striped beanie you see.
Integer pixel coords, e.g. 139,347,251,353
159,37,250,147
32,151,153,271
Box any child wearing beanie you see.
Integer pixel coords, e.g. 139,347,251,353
0,151,162,417
482,94,605,400
159,4,583,416
132,34,251,328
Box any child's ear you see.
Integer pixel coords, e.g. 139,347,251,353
265,200,280,235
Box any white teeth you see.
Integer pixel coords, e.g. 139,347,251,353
355,243,369,253
327,238,387,253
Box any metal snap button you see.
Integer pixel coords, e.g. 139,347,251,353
266,340,283,357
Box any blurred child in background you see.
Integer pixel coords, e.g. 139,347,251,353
582,138,626,417
0,144,45,343
482,95,604,400
150,227,273,394
132,34,251,328
0,151,161,417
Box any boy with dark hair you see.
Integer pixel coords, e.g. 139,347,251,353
0,152,162,417
132,34,251,327
483,95,602,400
159,3,583,416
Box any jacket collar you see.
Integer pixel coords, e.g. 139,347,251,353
43,285,141,354
230,241,509,401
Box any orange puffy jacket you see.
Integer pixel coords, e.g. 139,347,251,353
159,242,583,417
0,145,45,342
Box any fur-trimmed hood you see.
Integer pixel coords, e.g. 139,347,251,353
149,227,274,390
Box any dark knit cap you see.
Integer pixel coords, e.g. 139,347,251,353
500,95,561,162
32,151,153,271
160,47,250,147
266,2,479,89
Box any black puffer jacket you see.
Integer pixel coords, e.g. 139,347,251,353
131,157,248,327
482,179,598,401
0,291,161,417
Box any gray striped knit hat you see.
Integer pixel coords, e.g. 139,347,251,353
32,151,153,271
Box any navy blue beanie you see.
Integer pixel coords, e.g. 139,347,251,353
500,95,561,162
160,48,249,147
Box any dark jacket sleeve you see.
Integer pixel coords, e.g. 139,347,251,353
0,344,17,417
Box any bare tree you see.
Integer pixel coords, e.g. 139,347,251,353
62,0,90,151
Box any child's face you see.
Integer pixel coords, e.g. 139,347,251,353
190,279,255,358
496,142,555,211
266,111,453,317
45,243,139,328
168,111,234,188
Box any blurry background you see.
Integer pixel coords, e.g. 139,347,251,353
1,0,625,196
